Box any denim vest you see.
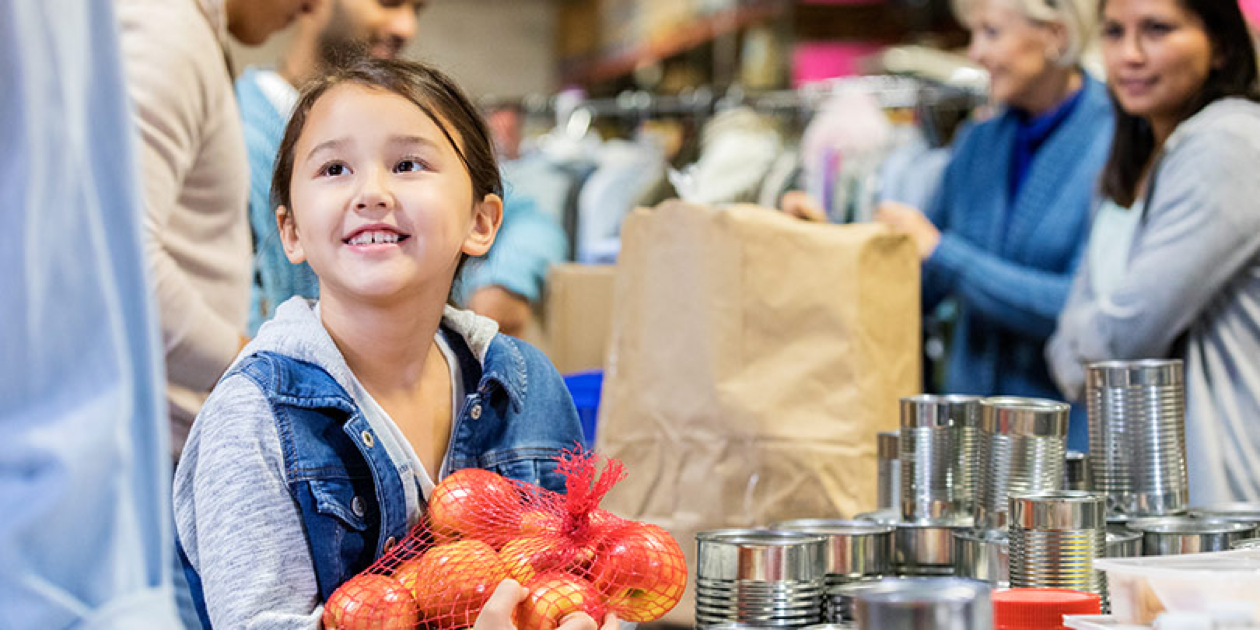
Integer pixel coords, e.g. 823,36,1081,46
181,327,585,628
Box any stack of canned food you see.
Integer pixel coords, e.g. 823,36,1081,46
692,358,1260,628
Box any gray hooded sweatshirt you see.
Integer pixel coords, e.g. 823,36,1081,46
1048,98,1260,504
174,297,500,628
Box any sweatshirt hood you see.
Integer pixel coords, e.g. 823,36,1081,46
238,297,501,398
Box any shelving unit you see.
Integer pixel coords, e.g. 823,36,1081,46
556,0,966,93
558,0,788,87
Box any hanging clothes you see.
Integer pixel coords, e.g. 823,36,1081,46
674,107,785,206
800,91,894,222
576,137,668,263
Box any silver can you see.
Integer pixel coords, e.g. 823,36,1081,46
825,579,892,626
1187,502,1260,525
1132,518,1258,555
854,509,900,526
952,528,1009,587
773,519,894,586
893,522,960,577
1086,360,1188,517
695,529,828,627
1105,525,1142,557
1064,451,1090,491
1008,491,1108,606
852,578,993,630
899,395,981,524
974,397,1070,529
878,431,900,511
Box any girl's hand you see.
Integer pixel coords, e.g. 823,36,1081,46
473,579,528,630
558,610,619,630
874,201,941,260
472,580,622,630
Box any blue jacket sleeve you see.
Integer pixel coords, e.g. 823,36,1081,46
920,171,957,312
918,115,1087,338
919,123,971,312
926,232,1082,338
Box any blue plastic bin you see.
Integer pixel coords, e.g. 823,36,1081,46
562,370,603,446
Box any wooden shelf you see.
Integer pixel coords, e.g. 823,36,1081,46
559,1,788,86
556,0,965,88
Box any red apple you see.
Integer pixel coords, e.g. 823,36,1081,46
500,533,604,585
428,468,522,547
323,573,418,630
513,572,605,630
589,523,687,622
395,540,508,629
500,535,564,584
587,509,624,532
519,509,563,536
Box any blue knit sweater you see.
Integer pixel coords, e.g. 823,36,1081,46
923,75,1113,449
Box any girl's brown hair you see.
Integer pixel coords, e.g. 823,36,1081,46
271,57,503,220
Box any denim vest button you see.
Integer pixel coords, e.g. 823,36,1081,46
351,496,365,518
470,403,483,420
384,536,397,553
360,430,374,448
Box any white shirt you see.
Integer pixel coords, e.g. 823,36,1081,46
343,331,466,523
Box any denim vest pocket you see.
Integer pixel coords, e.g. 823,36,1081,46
298,477,375,599
309,478,370,532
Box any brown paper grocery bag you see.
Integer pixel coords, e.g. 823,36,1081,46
594,201,921,625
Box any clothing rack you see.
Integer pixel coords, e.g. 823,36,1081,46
485,75,986,125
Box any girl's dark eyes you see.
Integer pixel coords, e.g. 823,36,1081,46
319,161,349,177
394,158,428,173
315,158,428,177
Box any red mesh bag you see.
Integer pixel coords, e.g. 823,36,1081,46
322,449,688,630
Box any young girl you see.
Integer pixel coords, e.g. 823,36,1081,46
1048,0,1260,503
173,59,595,628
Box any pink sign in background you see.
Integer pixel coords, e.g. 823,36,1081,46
792,42,886,87
1244,0,1260,27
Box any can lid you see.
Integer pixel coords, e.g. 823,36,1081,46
993,588,1101,629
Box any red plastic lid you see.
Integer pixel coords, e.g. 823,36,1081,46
993,588,1102,629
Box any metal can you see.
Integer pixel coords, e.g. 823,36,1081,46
773,519,894,586
1132,518,1258,555
852,577,993,630
878,431,900,511
695,529,828,627
974,397,1070,530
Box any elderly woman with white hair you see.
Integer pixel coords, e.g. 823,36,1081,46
874,0,1112,450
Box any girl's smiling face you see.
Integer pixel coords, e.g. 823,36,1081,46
279,82,500,305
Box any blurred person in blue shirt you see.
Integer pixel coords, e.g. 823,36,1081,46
0,0,183,626
467,103,570,338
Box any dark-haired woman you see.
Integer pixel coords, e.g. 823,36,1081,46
1048,0,1260,503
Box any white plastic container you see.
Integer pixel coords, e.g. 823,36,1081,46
1062,615,1148,629
1095,549,1260,624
